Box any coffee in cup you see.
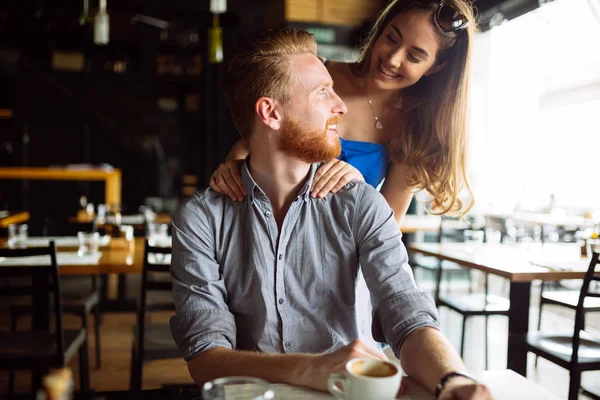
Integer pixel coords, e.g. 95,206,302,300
328,358,402,400
349,359,398,378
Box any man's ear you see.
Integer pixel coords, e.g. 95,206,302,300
256,97,282,130
425,60,447,76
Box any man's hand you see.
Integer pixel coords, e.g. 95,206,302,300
311,160,364,198
209,160,246,201
438,376,493,400
301,340,388,391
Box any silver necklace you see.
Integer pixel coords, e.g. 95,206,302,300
367,99,384,130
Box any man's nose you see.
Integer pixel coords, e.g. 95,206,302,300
332,91,347,115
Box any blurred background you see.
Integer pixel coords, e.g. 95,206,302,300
3,0,591,233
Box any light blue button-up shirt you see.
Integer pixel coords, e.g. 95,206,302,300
170,161,439,361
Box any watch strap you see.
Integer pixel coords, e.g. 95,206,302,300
434,371,478,399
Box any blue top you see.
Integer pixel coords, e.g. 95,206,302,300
339,137,390,189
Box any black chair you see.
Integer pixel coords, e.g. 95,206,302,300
0,242,90,394
435,244,510,369
40,217,105,368
8,229,103,373
130,240,181,391
10,275,103,370
412,217,474,298
526,252,600,400
536,282,600,341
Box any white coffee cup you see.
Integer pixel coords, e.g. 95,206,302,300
328,358,402,400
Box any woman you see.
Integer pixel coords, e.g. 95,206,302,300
210,0,477,223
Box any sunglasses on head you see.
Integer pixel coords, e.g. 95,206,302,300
414,1,469,34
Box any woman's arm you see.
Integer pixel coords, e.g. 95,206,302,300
210,139,250,200
379,162,415,225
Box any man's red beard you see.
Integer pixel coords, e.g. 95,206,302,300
278,115,342,163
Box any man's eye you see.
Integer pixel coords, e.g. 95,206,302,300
387,34,398,44
319,90,329,97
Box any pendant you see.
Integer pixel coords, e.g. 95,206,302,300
375,120,383,130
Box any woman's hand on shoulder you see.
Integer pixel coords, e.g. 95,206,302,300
209,160,246,201
311,159,364,198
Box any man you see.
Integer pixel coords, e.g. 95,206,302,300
170,29,490,399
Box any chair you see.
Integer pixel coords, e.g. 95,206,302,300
0,242,90,394
536,282,600,342
412,217,474,298
435,226,510,369
10,275,103,370
526,252,600,400
129,240,181,391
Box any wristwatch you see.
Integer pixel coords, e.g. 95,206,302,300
435,371,478,399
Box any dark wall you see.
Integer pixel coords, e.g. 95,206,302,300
0,0,286,230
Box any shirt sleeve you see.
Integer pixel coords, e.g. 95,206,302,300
169,193,237,361
351,183,440,358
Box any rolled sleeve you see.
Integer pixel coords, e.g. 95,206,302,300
170,310,236,361
170,192,237,361
372,290,439,356
352,183,440,358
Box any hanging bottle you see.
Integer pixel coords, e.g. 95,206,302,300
94,0,110,45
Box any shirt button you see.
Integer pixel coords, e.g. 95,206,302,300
278,254,282,260
264,211,272,217
285,342,291,349
278,298,284,304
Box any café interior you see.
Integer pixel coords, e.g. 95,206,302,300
1,0,599,398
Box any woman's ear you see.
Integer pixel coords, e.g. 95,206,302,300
256,97,282,130
425,60,447,76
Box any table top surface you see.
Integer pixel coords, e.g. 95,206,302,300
399,215,441,233
486,211,595,228
0,237,147,275
18,369,557,400
409,242,593,282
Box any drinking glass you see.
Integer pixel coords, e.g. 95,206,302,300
7,224,17,248
147,223,169,246
484,228,502,244
202,377,274,400
18,224,28,243
464,229,484,252
78,232,100,256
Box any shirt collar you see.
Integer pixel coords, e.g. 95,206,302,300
241,157,318,204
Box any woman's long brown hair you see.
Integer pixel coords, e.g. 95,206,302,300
352,0,478,217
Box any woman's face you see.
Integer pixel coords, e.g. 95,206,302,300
369,10,443,92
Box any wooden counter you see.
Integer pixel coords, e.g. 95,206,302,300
0,211,30,228
0,167,122,206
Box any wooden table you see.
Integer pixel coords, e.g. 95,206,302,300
57,237,146,276
0,211,30,228
0,167,122,206
400,215,442,234
401,368,561,399
1,237,148,311
487,211,595,230
408,242,591,377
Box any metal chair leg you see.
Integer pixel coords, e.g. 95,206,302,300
568,370,581,400
460,316,467,358
94,304,102,369
9,310,18,395
535,283,545,368
79,337,90,392
485,315,489,370
79,313,91,392
130,344,143,391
